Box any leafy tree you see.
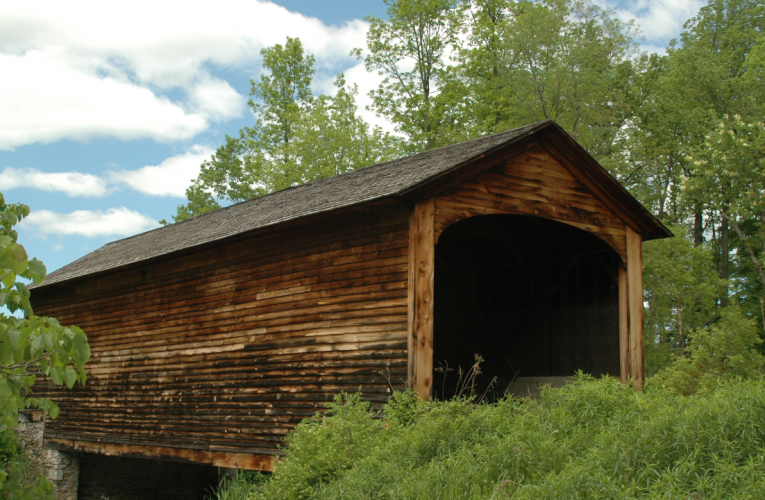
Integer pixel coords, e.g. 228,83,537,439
167,38,400,223
670,0,765,121
687,116,765,318
740,32,765,116
441,0,637,158
291,75,402,182
611,54,698,227
643,226,726,374
0,192,91,489
653,307,765,394
607,0,764,345
242,37,317,195
665,0,765,303
354,0,459,151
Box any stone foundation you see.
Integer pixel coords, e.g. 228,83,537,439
16,411,79,500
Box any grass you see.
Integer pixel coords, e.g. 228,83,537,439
208,375,765,499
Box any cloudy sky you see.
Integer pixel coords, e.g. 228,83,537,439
1,0,705,274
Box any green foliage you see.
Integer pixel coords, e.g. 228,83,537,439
689,116,765,286
671,0,764,120
0,436,53,500
257,392,384,499
446,0,638,157
354,0,459,151
688,117,765,230
205,470,268,500
0,192,91,490
169,39,400,223
653,307,765,394
643,225,726,373
216,377,765,499
382,388,427,427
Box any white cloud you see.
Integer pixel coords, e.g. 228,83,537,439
187,73,245,122
0,167,108,197
52,244,64,251
2,146,213,198
0,1,371,148
108,146,214,197
0,0,700,151
21,207,158,237
0,51,208,150
598,0,705,45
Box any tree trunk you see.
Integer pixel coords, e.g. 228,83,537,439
726,213,765,289
694,206,704,245
677,305,685,356
720,207,729,307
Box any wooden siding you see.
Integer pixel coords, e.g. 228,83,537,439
31,205,411,470
433,145,628,263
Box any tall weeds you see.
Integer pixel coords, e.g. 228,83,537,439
240,375,765,499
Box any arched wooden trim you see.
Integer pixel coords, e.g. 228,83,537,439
434,207,628,266
431,146,630,265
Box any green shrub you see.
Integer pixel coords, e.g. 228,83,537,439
206,470,268,500
652,307,765,395
0,436,53,500
249,376,765,499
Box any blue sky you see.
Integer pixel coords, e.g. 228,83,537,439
1,0,705,275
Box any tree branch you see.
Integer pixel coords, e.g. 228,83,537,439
723,211,765,287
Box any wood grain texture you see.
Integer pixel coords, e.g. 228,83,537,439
45,438,276,472
409,200,435,399
433,146,628,263
627,226,644,388
619,264,630,382
31,206,411,469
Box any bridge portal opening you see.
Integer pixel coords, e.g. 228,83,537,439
432,215,621,400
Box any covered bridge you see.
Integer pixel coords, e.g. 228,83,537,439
31,120,670,483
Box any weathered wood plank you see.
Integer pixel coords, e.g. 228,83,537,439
409,200,435,399
619,264,629,382
31,206,412,464
626,226,644,388
44,438,277,472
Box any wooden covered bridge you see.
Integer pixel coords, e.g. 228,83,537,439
31,120,670,484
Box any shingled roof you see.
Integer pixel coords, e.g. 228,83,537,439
36,120,669,288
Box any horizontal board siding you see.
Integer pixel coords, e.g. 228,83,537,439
434,146,628,261
31,206,411,460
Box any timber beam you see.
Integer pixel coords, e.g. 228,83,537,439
44,438,277,472
408,199,435,399
619,226,645,388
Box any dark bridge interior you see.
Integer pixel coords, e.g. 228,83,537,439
432,215,621,400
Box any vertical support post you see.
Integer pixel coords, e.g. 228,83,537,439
626,226,644,389
407,199,435,399
618,264,629,382
407,210,417,388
